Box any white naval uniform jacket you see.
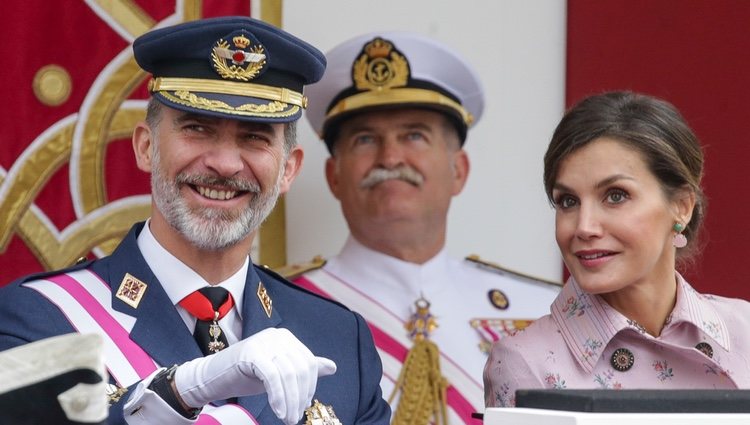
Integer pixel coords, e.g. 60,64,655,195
291,236,561,423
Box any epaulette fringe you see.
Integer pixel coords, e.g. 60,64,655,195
273,255,326,280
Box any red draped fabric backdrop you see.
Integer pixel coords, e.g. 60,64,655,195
566,1,750,299
0,1,251,284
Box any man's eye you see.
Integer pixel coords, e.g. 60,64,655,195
405,132,426,141
184,124,206,132
243,134,266,141
353,135,375,145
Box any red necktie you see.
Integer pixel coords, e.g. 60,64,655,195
179,287,234,356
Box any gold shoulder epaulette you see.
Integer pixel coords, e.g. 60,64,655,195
465,254,563,287
273,255,326,280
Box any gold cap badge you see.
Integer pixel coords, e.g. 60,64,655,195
211,30,267,81
321,35,474,141
116,273,147,309
352,37,409,91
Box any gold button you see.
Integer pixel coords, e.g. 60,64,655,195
488,289,509,310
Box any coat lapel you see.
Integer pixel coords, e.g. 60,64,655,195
236,266,284,418
96,223,285,421
94,223,203,369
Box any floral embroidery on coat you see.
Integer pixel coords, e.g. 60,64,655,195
702,320,720,339
493,382,515,407
653,360,674,381
562,295,590,318
626,319,646,333
594,369,622,389
544,373,567,389
704,363,732,381
581,338,603,362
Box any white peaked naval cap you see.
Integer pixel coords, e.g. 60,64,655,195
305,31,485,151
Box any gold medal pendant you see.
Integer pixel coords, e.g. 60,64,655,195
207,311,226,353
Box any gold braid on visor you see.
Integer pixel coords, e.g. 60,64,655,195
149,77,308,109
325,88,473,127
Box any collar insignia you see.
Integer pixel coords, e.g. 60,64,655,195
304,400,342,425
257,281,273,318
352,36,410,91
211,30,267,81
116,273,147,309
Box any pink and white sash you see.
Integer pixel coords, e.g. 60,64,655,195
295,269,483,424
24,269,258,424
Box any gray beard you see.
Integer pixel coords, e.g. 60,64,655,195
150,147,282,251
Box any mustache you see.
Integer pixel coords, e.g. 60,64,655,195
359,165,424,189
176,174,261,193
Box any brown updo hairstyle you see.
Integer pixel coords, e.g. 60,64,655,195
543,91,706,265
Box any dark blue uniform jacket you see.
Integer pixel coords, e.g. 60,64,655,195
0,222,390,424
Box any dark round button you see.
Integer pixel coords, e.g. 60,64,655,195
488,289,509,310
695,342,714,358
610,348,635,372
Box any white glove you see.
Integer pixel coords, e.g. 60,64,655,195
174,327,336,425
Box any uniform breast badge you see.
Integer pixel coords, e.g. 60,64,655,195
304,400,341,425
471,318,534,354
115,273,147,309
389,297,448,425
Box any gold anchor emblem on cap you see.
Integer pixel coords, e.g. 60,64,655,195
304,400,341,425
352,37,409,91
116,273,147,308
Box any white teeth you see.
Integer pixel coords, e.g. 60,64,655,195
581,252,608,260
197,186,237,200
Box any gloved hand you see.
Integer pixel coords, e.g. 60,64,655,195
174,327,336,425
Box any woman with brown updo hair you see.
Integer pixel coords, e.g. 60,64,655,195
484,91,750,407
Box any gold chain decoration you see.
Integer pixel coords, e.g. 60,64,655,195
388,297,448,425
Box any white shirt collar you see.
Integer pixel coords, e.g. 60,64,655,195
326,235,452,317
136,220,247,317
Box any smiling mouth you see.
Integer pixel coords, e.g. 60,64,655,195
195,185,241,200
577,252,615,260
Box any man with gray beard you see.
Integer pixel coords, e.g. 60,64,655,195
0,17,390,425
281,32,562,424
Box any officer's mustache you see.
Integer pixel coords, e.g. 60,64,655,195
359,165,424,189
